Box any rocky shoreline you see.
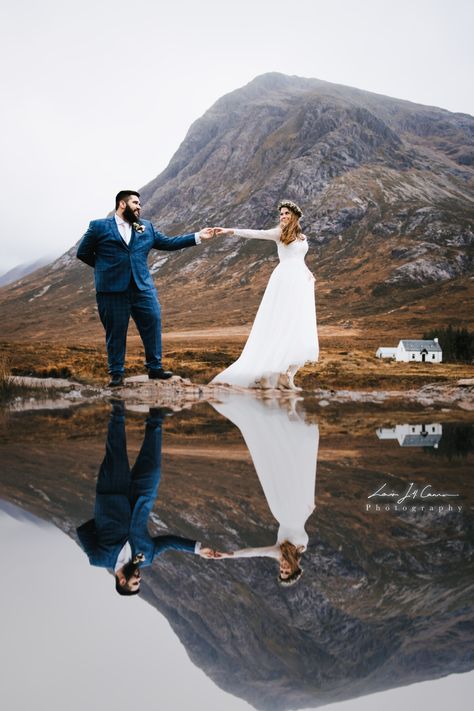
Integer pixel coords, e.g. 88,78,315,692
7,374,474,412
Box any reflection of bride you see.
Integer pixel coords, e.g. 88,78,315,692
210,199,318,390
211,394,319,585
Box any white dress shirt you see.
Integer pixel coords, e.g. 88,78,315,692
114,541,132,572
115,214,132,244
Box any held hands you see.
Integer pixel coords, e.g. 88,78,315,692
198,227,235,240
198,547,232,559
213,227,234,236
199,227,215,240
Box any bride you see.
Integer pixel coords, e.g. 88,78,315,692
211,200,318,390
211,393,320,586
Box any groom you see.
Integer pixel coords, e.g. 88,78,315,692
77,190,213,386
77,402,220,596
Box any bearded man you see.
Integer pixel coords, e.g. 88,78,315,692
77,190,213,386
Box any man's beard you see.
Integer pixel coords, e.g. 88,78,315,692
123,205,140,225
122,561,140,581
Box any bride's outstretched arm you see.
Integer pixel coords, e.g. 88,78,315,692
214,227,280,241
226,544,281,559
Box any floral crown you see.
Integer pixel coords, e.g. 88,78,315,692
278,200,303,218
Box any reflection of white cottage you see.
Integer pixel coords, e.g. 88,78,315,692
376,338,442,362
376,423,442,448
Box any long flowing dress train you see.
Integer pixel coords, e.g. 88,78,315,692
211,393,319,556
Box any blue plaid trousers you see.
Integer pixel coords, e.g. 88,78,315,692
96,284,162,375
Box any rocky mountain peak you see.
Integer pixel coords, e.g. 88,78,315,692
0,72,473,340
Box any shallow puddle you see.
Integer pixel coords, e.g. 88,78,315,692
1,394,473,710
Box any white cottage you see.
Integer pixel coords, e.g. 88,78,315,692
376,338,442,362
376,347,398,359
376,423,442,447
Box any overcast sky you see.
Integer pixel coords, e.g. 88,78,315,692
0,0,473,274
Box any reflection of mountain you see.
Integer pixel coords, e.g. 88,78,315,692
377,423,442,447
0,405,473,710
140,502,474,711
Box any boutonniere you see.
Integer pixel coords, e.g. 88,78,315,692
133,222,145,234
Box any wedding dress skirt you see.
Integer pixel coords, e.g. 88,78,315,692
211,393,319,552
211,228,318,388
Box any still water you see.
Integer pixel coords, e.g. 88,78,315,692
1,393,473,711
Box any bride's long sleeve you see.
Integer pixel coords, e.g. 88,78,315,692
232,227,280,241
230,544,280,559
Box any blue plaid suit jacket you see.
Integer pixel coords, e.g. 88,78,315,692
76,517,197,569
77,216,197,291
76,410,197,568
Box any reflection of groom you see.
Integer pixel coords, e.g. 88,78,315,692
77,190,213,386
77,403,217,596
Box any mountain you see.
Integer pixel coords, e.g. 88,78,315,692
0,256,54,287
0,72,473,341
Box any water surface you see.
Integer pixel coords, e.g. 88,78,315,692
1,396,473,711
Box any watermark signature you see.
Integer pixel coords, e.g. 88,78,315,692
366,482,462,513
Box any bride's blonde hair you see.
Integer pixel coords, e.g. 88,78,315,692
280,211,302,246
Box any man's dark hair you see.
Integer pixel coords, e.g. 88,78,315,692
115,190,140,210
115,574,140,596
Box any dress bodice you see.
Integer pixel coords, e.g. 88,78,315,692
277,237,308,263
231,226,309,264
277,524,309,550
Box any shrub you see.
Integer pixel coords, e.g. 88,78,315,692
0,356,21,402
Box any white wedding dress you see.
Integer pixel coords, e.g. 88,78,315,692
211,393,319,558
211,227,318,388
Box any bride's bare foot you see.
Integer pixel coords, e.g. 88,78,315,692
255,375,272,389
277,373,292,390
277,372,302,391
286,365,302,391
287,373,302,391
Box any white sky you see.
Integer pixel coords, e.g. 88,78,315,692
0,0,473,273
0,507,253,711
1,506,473,711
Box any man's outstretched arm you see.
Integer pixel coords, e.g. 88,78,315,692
151,226,214,251
153,536,225,557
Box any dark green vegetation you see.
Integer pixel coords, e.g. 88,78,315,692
424,326,474,363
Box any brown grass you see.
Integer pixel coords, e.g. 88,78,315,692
1,335,473,391
0,354,54,403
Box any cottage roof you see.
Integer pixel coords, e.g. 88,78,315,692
400,339,442,352
401,434,442,447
